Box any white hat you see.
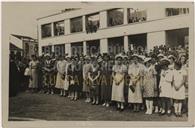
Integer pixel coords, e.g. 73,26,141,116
157,53,164,58
115,54,123,59
168,55,176,60
144,57,152,63
45,53,50,57
160,57,170,63
138,55,145,61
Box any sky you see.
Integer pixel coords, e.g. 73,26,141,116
2,2,85,39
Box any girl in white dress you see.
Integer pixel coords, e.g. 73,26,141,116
111,55,127,111
173,61,187,117
159,57,173,116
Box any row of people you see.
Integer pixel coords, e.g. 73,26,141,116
26,47,188,117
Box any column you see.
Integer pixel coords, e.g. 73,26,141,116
65,43,71,56
124,35,129,52
65,19,70,35
83,41,87,55
147,31,166,50
100,11,107,29
51,23,54,37
51,45,54,53
82,15,86,32
123,8,128,24
100,38,108,53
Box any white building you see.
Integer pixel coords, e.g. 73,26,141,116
37,2,193,56
9,34,38,59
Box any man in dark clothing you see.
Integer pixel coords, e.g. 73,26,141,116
9,54,19,97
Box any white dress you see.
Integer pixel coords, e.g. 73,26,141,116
29,60,39,88
64,62,70,91
172,69,187,100
55,60,66,89
159,69,174,98
111,64,127,102
128,63,143,103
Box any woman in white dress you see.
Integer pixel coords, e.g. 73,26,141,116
128,54,143,112
29,55,39,92
111,54,127,111
64,56,71,97
82,56,92,103
55,55,66,96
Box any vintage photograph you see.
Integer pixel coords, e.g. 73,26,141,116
1,1,194,127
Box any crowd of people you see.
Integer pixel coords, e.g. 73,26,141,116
9,44,189,117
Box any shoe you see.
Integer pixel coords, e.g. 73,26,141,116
154,107,159,113
148,109,153,115
106,103,110,107
85,99,88,103
46,92,50,95
95,101,99,105
167,110,172,116
74,97,78,101
51,91,54,95
88,98,91,103
102,103,106,106
91,101,96,105
145,110,149,114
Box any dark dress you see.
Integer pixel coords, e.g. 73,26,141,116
67,63,79,92
89,64,101,97
100,61,112,102
9,60,19,97
77,61,83,92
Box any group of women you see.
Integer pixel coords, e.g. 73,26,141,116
27,46,188,117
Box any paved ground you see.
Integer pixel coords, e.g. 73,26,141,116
9,92,188,121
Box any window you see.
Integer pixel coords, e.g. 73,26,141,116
166,8,189,16
41,23,52,38
86,40,100,55
71,42,83,56
108,8,124,27
54,44,65,56
42,46,52,54
70,17,83,33
54,21,64,36
86,13,100,33
128,8,147,24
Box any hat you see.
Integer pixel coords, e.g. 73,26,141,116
168,55,176,60
115,54,123,60
97,57,103,63
85,55,90,60
157,53,164,58
138,55,145,61
122,55,128,60
160,57,170,63
131,54,139,59
45,53,50,57
144,57,152,63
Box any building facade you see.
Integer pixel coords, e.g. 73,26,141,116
9,34,38,59
37,3,193,56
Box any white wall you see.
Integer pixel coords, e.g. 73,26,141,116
9,35,23,49
147,31,166,50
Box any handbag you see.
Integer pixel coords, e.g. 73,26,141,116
24,67,30,76
70,79,75,85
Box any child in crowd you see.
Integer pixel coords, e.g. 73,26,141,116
159,57,173,116
143,57,157,115
173,61,187,117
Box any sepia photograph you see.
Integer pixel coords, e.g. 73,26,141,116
1,1,194,128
